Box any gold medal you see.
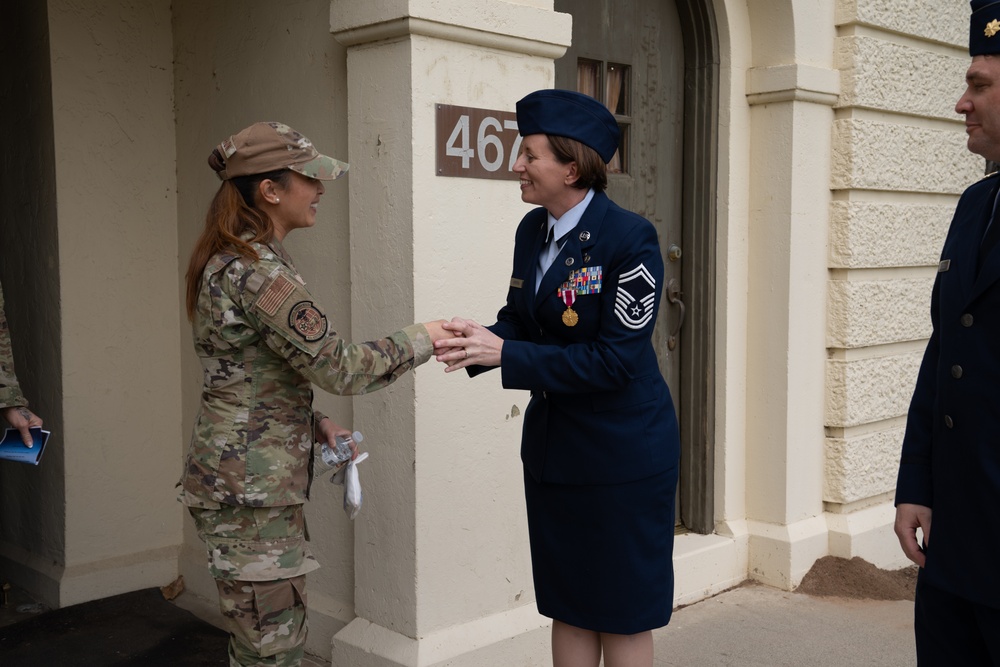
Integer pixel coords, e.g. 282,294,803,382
559,287,579,327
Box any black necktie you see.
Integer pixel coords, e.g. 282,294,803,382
540,228,570,270
536,227,571,293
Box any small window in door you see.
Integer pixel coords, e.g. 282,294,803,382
576,59,631,174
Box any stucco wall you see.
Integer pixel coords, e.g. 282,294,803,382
45,0,183,604
1,0,184,608
826,0,976,510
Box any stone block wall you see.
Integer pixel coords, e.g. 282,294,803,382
825,1,978,506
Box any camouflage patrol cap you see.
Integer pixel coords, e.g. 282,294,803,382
214,122,349,181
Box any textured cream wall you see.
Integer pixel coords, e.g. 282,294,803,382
836,36,970,118
827,352,925,427
832,119,979,192
836,0,966,45
828,278,933,347
46,0,183,604
829,201,952,269
825,0,977,508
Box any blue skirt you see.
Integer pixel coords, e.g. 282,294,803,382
522,466,678,634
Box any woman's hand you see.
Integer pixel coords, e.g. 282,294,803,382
434,317,503,371
1,406,43,448
316,417,358,460
423,319,460,343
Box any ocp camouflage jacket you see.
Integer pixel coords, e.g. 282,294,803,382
179,238,431,508
0,281,27,410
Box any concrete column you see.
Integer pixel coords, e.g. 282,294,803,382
330,2,570,664
742,0,840,589
744,76,838,589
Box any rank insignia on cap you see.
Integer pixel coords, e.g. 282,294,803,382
289,300,328,341
614,263,656,330
987,19,1000,37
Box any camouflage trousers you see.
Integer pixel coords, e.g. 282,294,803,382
189,504,320,667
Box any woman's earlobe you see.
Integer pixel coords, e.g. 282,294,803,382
565,162,580,186
259,179,280,205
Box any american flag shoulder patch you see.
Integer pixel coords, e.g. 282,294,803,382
255,274,296,317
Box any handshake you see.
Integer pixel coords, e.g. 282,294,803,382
424,317,503,372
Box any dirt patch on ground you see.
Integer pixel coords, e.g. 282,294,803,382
796,556,917,601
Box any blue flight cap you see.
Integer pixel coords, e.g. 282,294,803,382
971,0,1000,55
515,89,620,163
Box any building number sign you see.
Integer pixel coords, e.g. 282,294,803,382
436,104,521,181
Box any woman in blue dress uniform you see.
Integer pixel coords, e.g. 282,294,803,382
436,90,681,666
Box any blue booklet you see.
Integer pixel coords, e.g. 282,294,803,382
0,427,50,465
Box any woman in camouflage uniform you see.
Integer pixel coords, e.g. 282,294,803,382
180,122,450,667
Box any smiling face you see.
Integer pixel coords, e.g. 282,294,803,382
512,134,583,219
261,171,326,241
957,55,1000,163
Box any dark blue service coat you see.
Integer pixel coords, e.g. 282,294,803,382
471,191,680,485
897,171,1000,607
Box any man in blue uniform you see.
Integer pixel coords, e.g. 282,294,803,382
895,1,1000,662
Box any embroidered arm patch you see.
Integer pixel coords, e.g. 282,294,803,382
288,301,328,341
614,263,655,330
254,274,296,316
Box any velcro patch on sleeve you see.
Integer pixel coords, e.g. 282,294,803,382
254,274,296,317
288,301,328,341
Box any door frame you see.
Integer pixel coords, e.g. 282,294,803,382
675,0,718,534
550,0,719,534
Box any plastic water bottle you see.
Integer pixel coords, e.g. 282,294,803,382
319,431,363,471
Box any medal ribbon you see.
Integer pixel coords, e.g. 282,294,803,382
561,289,576,309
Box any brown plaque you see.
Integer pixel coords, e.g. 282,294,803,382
436,104,521,180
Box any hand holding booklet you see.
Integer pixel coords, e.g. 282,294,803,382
0,427,51,465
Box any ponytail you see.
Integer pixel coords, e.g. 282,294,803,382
184,150,291,319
